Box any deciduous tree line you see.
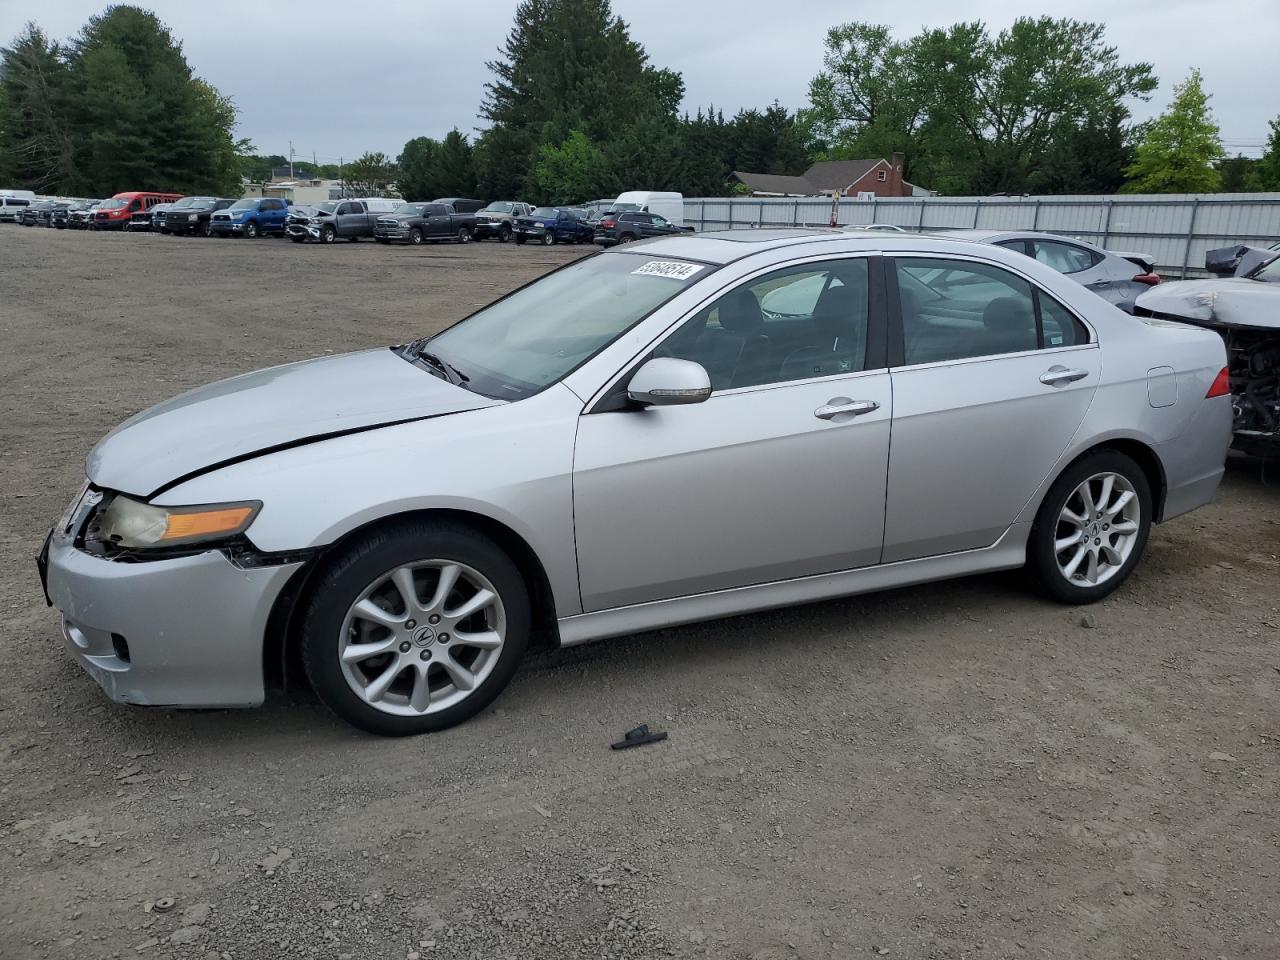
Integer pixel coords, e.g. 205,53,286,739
4,2,1278,201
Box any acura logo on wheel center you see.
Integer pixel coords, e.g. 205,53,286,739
412,625,436,647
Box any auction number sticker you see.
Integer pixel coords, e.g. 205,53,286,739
632,260,705,281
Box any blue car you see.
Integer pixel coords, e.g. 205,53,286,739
209,197,290,238
511,206,593,246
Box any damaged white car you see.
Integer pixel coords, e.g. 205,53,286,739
1136,255,1280,456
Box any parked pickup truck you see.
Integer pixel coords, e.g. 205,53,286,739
512,206,594,245
165,197,235,237
372,201,478,245
287,198,400,243
473,201,532,242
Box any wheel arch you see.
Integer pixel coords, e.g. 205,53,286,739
1034,437,1168,530
262,508,562,696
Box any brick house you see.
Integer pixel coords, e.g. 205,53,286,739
732,152,927,198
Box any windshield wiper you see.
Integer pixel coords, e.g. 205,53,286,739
414,347,469,387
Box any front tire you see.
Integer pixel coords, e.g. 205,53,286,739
1028,451,1152,604
541,232,554,246
244,221,260,239
321,225,336,244
300,521,530,736
409,227,423,245
498,223,511,243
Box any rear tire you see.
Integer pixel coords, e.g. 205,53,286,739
457,226,472,244
300,521,530,736
1028,450,1152,605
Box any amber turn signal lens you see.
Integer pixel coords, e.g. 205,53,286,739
161,505,256,542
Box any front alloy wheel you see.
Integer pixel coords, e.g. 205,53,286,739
1029,451,1151,604
301,522,529,735
244,221,259,239
541,232,554,246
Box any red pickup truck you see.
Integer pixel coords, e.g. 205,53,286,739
92,191,183,231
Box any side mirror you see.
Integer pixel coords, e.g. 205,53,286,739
626,358,712,407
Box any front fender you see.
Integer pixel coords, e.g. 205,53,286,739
153,383,586,617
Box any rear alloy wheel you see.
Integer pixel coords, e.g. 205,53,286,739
244,221,259,239
409,227,423,245
1029,451,1152,604
498,223,512,243
321,225,336,244
457,226,471,244
301,522,529,735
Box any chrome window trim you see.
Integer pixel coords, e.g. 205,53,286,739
887,341,1099,375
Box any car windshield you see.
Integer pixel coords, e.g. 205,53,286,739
529,207,559,218
482,202,514,213
394,203,427,216
229,199,256,210
170,198,198,208
1250,257,1280,283
100,198,129,209
316,202,339,213
415,254,710,400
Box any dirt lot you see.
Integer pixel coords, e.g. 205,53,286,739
1,226,1278,960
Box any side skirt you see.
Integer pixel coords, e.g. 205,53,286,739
556,524,1031,647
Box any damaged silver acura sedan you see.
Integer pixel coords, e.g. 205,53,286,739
40,230,1232,735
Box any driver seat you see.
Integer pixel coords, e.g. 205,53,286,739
694,288,771,389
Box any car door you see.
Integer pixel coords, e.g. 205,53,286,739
882,254,1101,563
572,255,892,612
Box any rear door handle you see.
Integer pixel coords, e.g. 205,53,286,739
1040,366,1089,386
814,398,880,421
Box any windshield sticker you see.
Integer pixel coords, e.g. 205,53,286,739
631,260,705,281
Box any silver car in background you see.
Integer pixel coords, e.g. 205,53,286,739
944,230,1161,313
40,230,1231,735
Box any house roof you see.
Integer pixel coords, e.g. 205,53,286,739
730,172,817,196
803,159,883,191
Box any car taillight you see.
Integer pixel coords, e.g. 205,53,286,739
1132,272,1161,286
602,219,616,227
1205,366,1230,398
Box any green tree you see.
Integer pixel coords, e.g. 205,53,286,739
532,129,610,202
1124,69,1222,193
1218,155,1253,193
0,23,73,192
398,136,440,200
343,151,395,196
434,129,476,197
1244,116,1280,191
805,18,1155,195
477,0,683,197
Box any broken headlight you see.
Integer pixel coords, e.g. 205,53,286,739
86,494,261,551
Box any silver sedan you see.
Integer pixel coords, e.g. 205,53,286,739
41,230,1232,735
943,230,1161,313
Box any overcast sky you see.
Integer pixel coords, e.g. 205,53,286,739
6,0,1276,162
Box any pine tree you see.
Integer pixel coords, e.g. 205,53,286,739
0,23,73,192
1124,68,1223,194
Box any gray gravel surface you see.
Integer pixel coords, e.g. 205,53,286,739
1,227,1278,959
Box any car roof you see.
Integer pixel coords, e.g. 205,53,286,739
600,228,880,265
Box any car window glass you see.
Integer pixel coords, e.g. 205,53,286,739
895,258,1038,364
1032,240,1096,274
652,216,667,227
1038,294,1091,348
657,258,871,391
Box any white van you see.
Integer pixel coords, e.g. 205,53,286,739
358,197,402,214
612,191,684,228
0,196,32,222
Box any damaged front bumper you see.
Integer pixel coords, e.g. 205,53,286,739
40,488,303,708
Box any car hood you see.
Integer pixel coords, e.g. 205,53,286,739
1136,278,1280,330
88,348,501,497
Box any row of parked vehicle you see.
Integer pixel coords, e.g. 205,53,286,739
0,189,695,249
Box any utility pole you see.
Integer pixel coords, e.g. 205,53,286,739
289,141,294,180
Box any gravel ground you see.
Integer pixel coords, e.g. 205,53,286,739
1,226,1278,960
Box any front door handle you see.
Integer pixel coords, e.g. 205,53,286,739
1040,366,1089,386
814,398,880,421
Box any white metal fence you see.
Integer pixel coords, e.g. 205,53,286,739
683,193,1280,278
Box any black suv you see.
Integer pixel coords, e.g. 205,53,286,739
165,198,235,237
593,210,689,246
